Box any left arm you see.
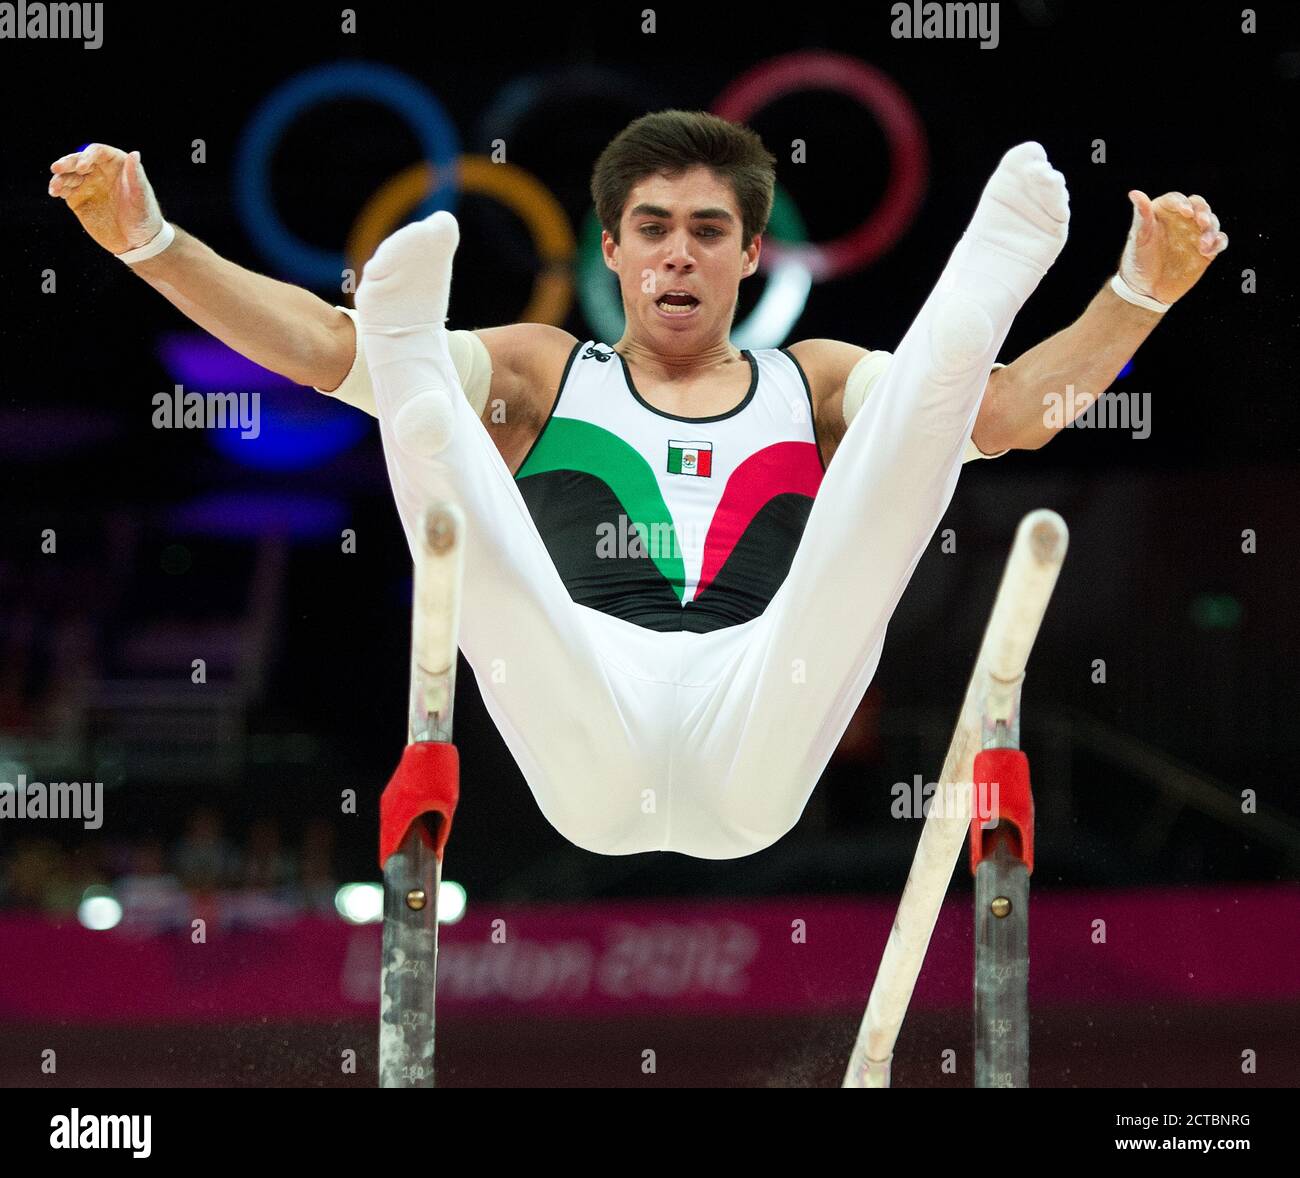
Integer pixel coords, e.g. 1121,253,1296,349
974,189,1229,453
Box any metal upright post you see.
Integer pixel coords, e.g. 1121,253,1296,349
971,717,1033,1089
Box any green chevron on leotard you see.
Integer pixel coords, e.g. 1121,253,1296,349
516,416,686,597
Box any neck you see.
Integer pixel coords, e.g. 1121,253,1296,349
613,336,742,382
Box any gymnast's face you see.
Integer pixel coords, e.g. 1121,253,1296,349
603,164,760,351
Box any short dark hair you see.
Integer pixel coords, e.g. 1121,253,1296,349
590,109,777,249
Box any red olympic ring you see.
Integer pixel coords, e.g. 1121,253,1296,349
711,50,929,282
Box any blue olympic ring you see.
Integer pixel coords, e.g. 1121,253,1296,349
234,61,461,289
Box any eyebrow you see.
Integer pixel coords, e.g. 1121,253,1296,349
629,203,735,223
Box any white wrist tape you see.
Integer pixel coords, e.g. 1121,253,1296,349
842,350,1007,462
116,220,176,265
314,305,492,417
1110,271,1169,313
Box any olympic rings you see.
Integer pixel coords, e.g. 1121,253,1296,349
346,158,576,328
576,185,813,350
233,57,926,340
235,62,461,289
711,50,928,282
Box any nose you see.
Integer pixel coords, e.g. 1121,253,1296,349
661,229,697,271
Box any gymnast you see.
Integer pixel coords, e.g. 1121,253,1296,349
50,111,1227,858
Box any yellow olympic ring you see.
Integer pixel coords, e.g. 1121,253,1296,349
345,156,575,327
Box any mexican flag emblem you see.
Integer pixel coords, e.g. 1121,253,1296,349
667,440,712,477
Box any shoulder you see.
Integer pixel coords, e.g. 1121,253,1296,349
783,340,877,466
471,322,580,381
785,338,872,383
470,323,580,423
784,339,873,407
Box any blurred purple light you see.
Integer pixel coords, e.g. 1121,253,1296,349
156,333,301,393
167,492,348,539
155,331,371,469
0,409,120,459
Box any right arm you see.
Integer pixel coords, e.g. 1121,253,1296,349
132,226,356,391
50,142,354,390
50,142,567,462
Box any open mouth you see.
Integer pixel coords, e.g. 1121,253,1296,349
655,293,700,316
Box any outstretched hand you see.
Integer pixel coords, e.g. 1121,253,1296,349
1118,189,1228,306
49,143,164,256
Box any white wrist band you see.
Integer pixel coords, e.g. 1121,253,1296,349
1110,271,1169,314
116,221,176,265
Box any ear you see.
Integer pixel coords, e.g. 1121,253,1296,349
600,228,619,272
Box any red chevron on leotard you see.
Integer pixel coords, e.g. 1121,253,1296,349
695,441,824,598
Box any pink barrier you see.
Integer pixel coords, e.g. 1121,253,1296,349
0,884,1295,1024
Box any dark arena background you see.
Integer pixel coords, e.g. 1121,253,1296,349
1,0,1298,1103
